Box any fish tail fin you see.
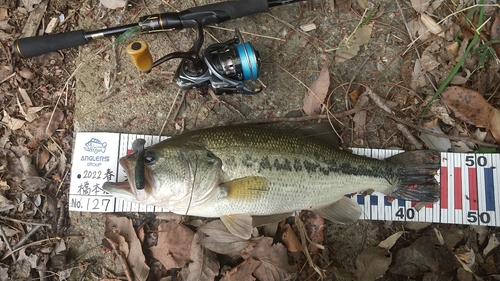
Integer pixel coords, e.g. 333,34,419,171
386,150,440,202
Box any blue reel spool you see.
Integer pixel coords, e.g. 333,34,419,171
235,42,259,81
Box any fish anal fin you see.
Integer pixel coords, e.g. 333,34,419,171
313,196,362,224
223,176,269,201
252,213,293,227
220,214,253,239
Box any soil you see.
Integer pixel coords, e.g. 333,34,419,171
3,0,500,280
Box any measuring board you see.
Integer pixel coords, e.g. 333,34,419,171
69,132,500,226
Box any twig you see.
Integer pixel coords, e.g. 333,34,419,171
294,216,326,279
365,87,423,149
172,90,187,122
206,25,285,42
0,73,15,85
0,226,15,261
234,106,374,125
0,215,51,226
395,0,437,92
105,237,133,281
158,88,181,136
381,112,500,148
2,237,60,261
12,225,43,251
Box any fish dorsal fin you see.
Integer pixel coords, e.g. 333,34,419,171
222,176,269,201
252,213,293,227
313,196,362,224
220,214,253,239
295,122,340,149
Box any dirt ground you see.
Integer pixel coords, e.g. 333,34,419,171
3,0,500,280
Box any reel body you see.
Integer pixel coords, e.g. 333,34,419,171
127,29,262,95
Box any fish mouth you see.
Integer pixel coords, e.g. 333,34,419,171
102,181,135,198
102,156,141,200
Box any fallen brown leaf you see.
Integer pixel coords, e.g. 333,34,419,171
242,236,295,281
220,258,261,281
441,86,500,142
491,12,500,57
389,234,460,277
281,224,303,253
186,230,220,281
199,220,251,255
356,246,392,281
26,109,64,147
150,220,195,270
410,0,430,13
37,148,51,171
336,0,351,13
300,210,324,255
335,23,373,62
104,215,149,281
303,65,329,116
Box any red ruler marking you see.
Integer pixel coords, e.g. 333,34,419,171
454,167,462,210
468,167,478,211
441,166,448,209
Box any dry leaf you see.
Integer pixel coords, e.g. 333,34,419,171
281,224,303,253
357,0,368,10
410,0,430,13
150,220,195,270
242,236,295,281
220,258,261,281
21,0,42,12
378,231,405,250
355,231,405,281
104,215,149,281
99,0,126,9
491,12,500,57
186,231,220,281
26,109,64,147
445,42,459,57
483,235,500,256
199,220,251,255
300,210,324,255
303,65,330,116
336,23,373,62
356,247,392,281
389,235,459,277
420,13,443,36
419,124,452,151
336,0,351,13
2,112,25,131
441,86,500,142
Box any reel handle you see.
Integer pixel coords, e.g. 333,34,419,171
12,0,269,58
126,41,153,72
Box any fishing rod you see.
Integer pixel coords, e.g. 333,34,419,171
13,0,304,94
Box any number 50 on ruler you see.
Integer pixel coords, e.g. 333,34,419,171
352,151,499,226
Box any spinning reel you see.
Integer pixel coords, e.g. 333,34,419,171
126,27,262,95
14,0,302,94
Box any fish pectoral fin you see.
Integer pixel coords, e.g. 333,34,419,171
222,176,269,200
252,213,293,227
313,196,362,224
220,214,253,240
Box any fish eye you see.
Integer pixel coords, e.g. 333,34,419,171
143,152,157,164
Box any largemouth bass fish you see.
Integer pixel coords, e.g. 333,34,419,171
103,125,440,239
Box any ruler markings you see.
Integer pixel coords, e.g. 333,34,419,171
493,156,500,226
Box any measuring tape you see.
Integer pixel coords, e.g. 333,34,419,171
69,132,500,226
